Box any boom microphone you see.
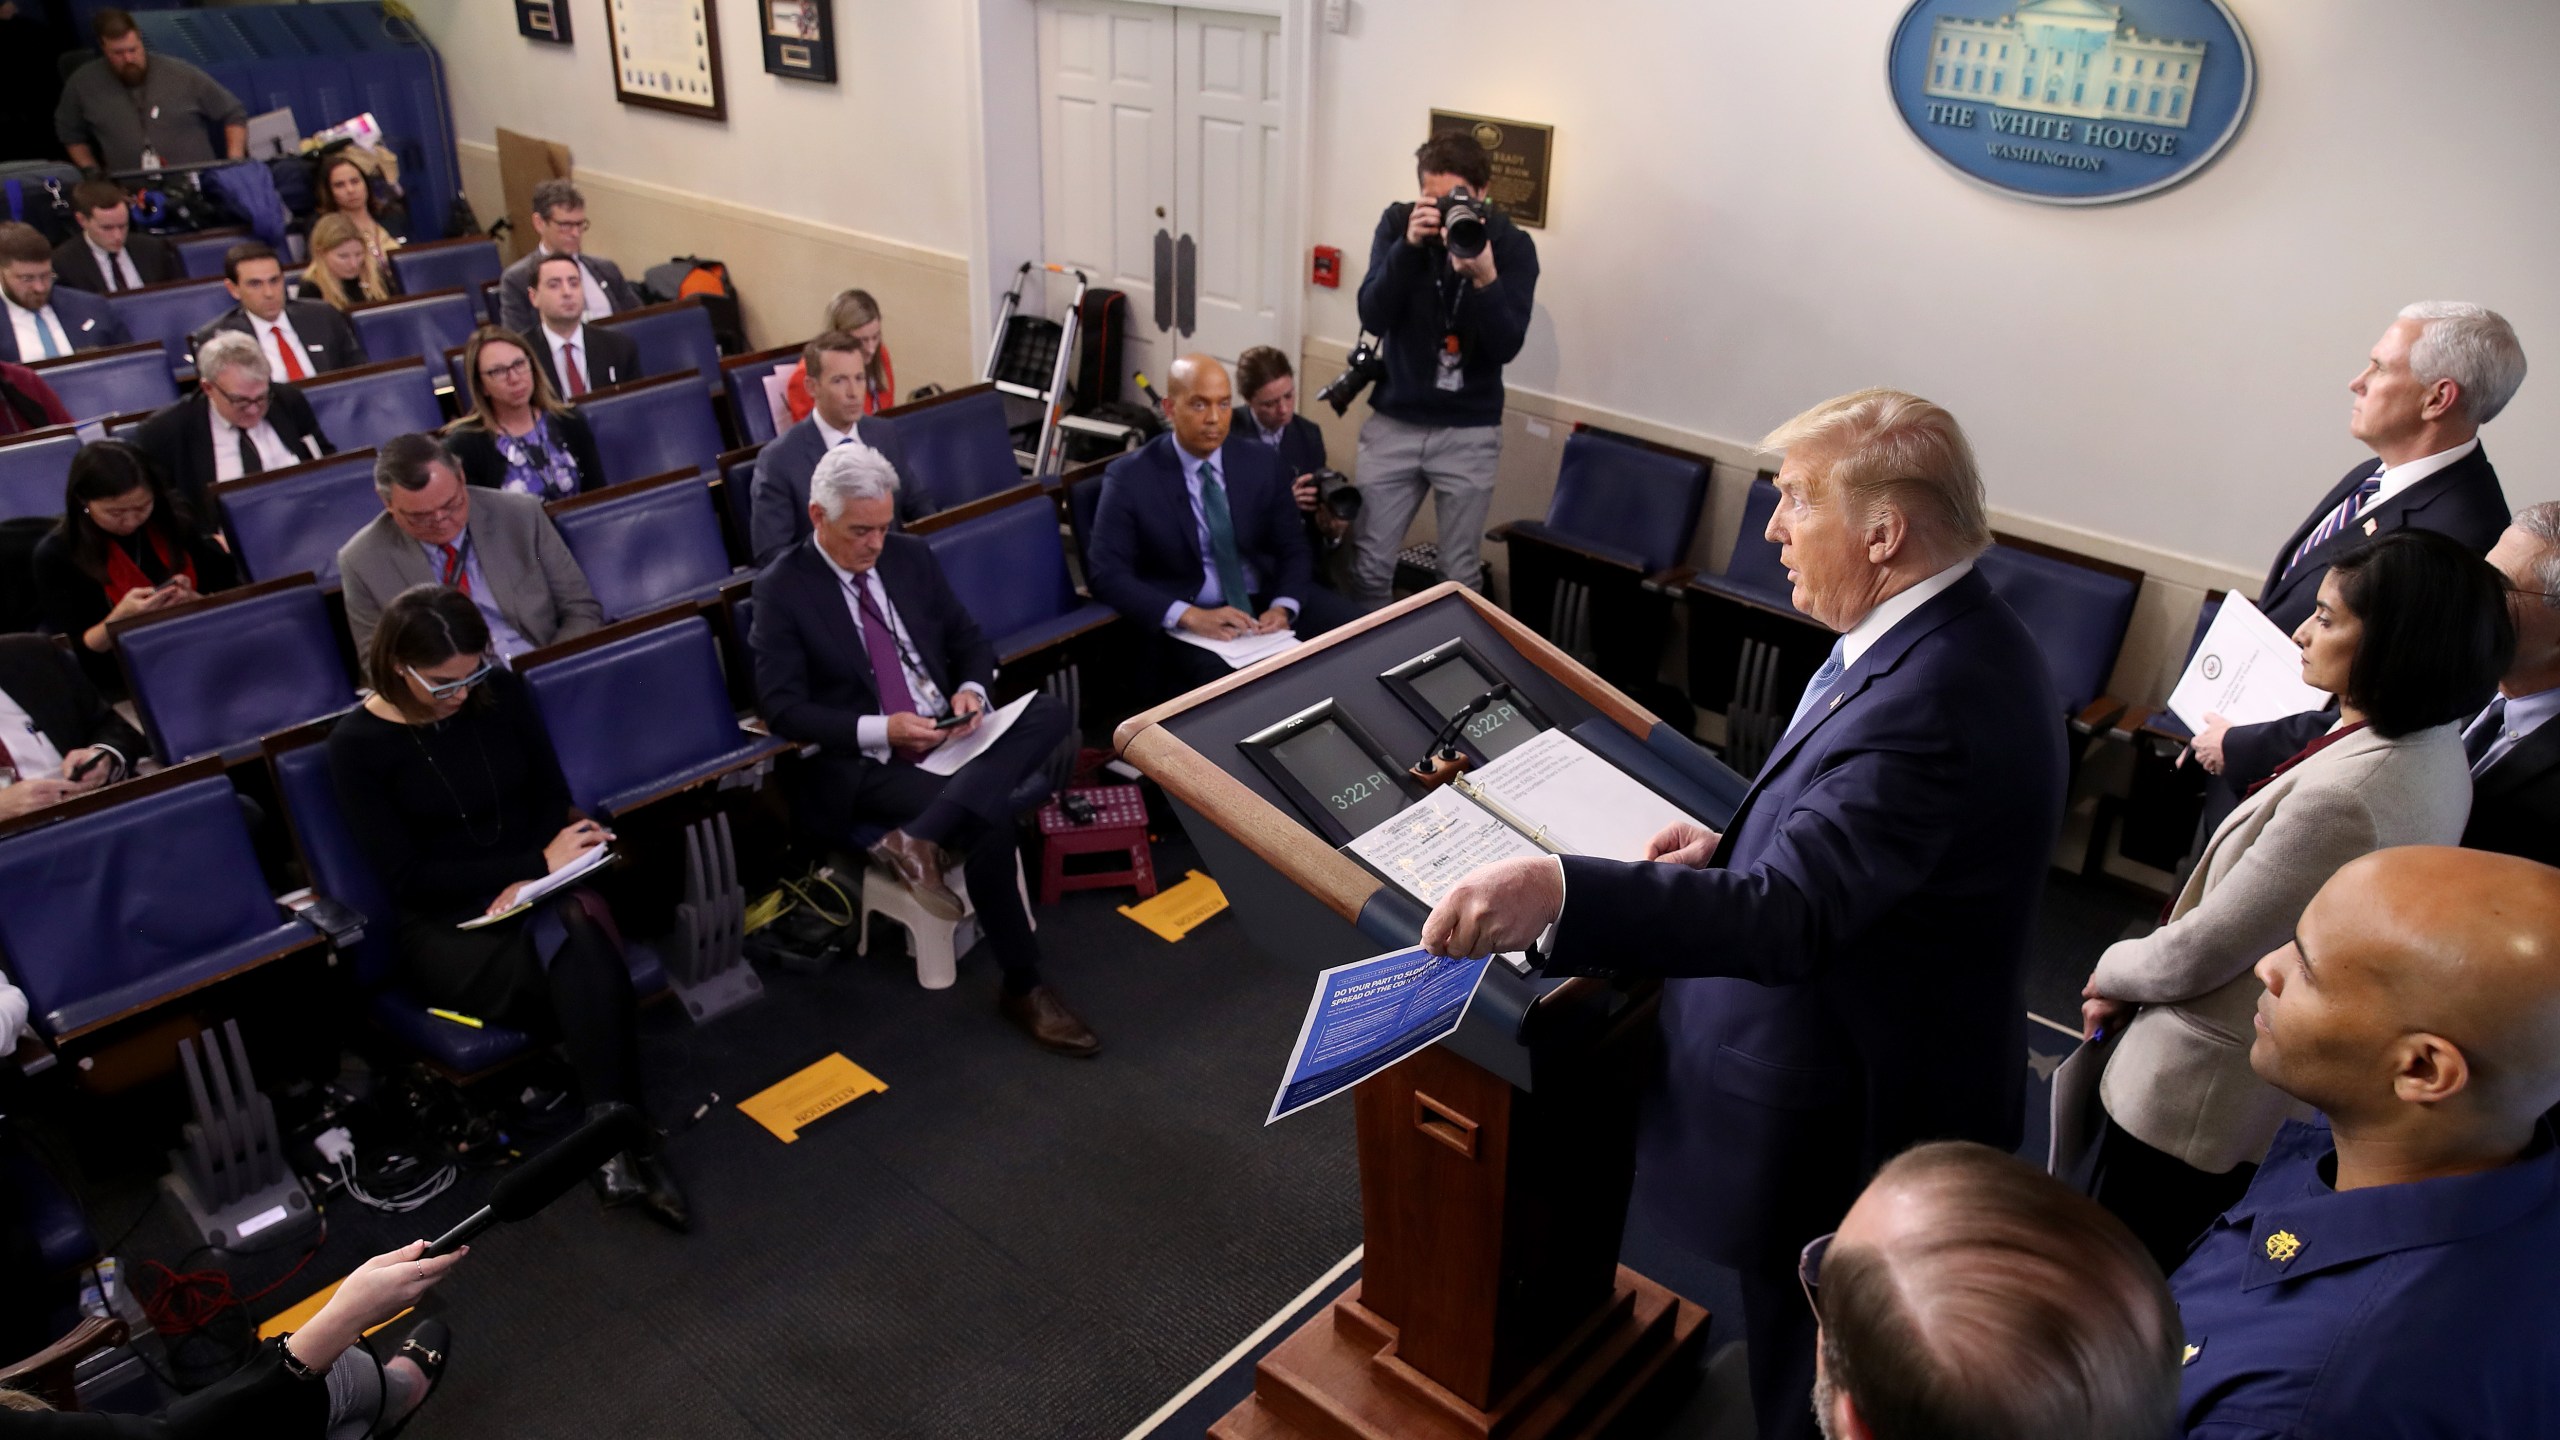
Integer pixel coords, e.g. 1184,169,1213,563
424,1103,646,1256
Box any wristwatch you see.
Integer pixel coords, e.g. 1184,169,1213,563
271,1333,326,1383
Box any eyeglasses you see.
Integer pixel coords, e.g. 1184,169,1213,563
544,218,591,235
208,382,270,412
480,358,531,381
407,658,494,699
1798,1232,1834,1319
392,491,469,529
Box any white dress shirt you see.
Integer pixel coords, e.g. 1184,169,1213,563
813,544,987,762
210,407,303,482
88,240,144,292
542,321,594,395
2473,685,2560,776
539,247,615,320
0,685,64,782
2367,437,2480,509
6,297,72,360
254,311,313,378
1840,560,1975,668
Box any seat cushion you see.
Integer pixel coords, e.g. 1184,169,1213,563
1500,518,1652,575
44,924,312,1037
370,991,537,1073
992,600,1116,665
596,734,792,819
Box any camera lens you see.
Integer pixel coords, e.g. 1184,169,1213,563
1441,189,1489,260
1322,486,1362,521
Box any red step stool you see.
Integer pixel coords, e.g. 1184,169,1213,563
1036,784,1158,906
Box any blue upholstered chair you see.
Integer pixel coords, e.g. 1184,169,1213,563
1973,534,2142,730
386,238,503,300
577,374,724,487
263,724,665,1079
105,278,233,379
24,342,177,425
592,298,723,398
916,485,1116,670
0,763,320,1050
1489,423,1710,700
297,358,442,453
0,427,81,521
548,470,739,622
715,444,762,565
169,230,250,280
720,344,805,448
865,384,1025,516
213,449,380,587
111,577,356,764
346,289,481,369
1682,472,1835,776
517,610,790,820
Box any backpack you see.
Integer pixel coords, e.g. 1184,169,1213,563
642,257,746,355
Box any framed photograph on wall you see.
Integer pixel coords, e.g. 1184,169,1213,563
607,0,728,121
516,0,572,45
762,0,836,83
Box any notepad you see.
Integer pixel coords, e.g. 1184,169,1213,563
917,691,1037,777
1459,729,1703,861
1170,628,1302,669
459,843,613,929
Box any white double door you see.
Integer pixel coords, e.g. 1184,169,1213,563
1035,0,1290,391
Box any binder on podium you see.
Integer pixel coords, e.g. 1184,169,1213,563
1116,582,1744,1439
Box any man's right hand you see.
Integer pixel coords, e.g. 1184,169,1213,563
1179,605,1257,641
0,779,79,823
1642,820,1721,868
1403,198,1442,248
1292,474,1320,513
886,711,947,751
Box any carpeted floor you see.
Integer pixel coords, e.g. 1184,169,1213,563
41,845,2152,1438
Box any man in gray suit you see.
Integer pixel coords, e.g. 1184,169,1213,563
338,432,603,656
497,180,643,335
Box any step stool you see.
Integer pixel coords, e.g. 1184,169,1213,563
857,853,1033,990
1036,784,1156,906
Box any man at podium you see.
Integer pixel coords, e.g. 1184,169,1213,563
1423,389,2067,1440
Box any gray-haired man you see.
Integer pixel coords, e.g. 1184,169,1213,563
749,443,1099,1057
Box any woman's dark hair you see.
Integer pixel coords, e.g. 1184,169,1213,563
317,152,380,219
368,584,493,720
2322,529,2515,738
56,441,197,582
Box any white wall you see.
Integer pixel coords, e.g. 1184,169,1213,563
1302,0,2560,577
409,0,977,256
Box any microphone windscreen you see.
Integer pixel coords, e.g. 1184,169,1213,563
487,1103,647,1221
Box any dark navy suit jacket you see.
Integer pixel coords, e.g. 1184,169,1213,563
0,286,131,362
748,533,994,763
1547,568,2066,1268
1088,431,1313,625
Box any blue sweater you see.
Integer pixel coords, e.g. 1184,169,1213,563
1353,202,1538,429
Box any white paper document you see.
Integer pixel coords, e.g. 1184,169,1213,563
1347,785,1551,906
460,844,613,929
917,691,1037,777
1267,946,1492,1123
1461,729,1702,861
1169,628,1301,669
2164,595,2331,733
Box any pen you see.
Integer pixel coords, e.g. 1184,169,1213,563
429,1008,486,1029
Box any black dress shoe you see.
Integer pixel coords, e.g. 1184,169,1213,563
1000,984,1101,1058
592,1149,692,1232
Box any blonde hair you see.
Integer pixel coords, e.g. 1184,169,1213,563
448,324,569,436
301,212,395,309
1761,388,1991,558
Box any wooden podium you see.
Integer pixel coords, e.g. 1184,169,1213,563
1115,584,1720,1439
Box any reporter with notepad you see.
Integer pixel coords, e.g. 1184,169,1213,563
327,585,686,1232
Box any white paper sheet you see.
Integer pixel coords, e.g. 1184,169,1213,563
460,843,612,929
916,691,1037,777
1461,729,1702,861
2164,595,2332,733
1169,628,1301,669
1346,786,1551,905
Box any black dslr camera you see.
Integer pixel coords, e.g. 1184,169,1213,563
1432,186,1491,260
1310,468,1361,522
1315,334,1385,416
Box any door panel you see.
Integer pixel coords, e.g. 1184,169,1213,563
1174,7,1283,365
1038,0,1174,387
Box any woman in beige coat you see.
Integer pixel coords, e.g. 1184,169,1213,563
2056,529,2513,1270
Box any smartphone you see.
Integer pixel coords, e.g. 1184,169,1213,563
933,712,971,730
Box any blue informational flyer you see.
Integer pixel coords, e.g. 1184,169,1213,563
1266,946,1494,1124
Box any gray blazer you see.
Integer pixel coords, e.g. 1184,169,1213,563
335,488,604,655
2054,721,2471,1176
497,250,643,334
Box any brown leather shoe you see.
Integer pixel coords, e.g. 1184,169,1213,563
1000,985,1101,1057
870,828,966,921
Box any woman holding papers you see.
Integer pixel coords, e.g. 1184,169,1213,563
2060,530,2512,1270
328,584,688,1232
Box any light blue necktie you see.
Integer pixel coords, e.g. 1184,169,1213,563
1199,458,1252,611
31,310,63,359
1784,640,1848,738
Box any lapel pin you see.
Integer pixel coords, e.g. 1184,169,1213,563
2361,518,2378,535
2264,1229,2302,1264
2182,1341,2202,1366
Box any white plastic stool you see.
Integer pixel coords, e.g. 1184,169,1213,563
855,854,1034,989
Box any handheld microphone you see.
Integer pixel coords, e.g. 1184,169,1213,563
424,1103,646,1257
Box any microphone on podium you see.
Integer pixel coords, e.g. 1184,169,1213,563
1409,683,1512,789
424,1103,647,1257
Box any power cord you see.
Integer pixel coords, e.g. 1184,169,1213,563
315,1126,457,1214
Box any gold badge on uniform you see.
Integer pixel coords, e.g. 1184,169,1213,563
2265,1229,2302,1264
2182,1342,2203,1366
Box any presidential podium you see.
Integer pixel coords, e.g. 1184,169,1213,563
1115,583,1744,1439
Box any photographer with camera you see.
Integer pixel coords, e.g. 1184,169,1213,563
1339,131,1538,606
1234,345,1353,588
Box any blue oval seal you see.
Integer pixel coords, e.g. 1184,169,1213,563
1888,0,2255,205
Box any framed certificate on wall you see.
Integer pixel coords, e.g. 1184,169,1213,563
607,0,727,121
762,0,836,83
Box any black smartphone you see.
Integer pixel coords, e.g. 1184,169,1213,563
933,712,971,730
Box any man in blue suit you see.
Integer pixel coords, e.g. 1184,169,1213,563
1088,353,1358,698
1424,390,2067,1440
0,221,132,364
748,331,904,565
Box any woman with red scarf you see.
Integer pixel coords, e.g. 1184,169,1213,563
31,441,238,695
2056,529,2515,1271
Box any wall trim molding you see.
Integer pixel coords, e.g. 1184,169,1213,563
456,140,970,277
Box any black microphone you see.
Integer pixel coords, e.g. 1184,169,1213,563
424,1103,646,1256
1409,683,1511,787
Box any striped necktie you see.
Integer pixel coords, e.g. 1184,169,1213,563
2287,473,2384,575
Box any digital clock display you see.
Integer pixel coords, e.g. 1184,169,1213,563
1409,656,1538,758
1269,721,1406,834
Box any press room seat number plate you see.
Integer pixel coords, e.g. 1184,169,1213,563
1887,0,2255,205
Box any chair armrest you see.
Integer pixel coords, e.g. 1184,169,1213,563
1496,520,1651,575
0,1314,128,1411
292,894,368,948
2072,696,2130,736
1640,566,1696,596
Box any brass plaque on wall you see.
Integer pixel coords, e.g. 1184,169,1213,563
1427,110,1553,228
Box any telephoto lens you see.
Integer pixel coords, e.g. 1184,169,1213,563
1439,187,1489,259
